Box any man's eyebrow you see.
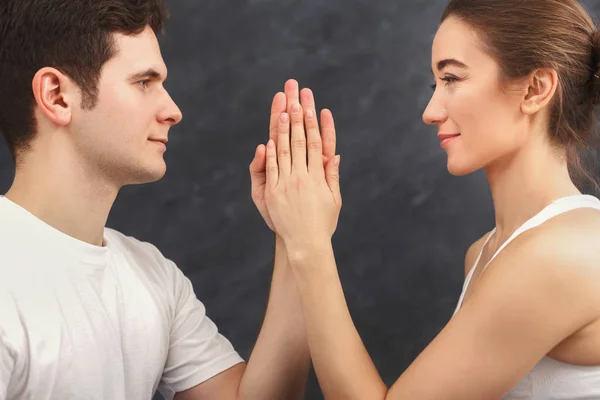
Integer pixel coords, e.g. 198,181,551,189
431,58,469,74
128,68,167,82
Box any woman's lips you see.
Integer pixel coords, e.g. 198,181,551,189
438,133,460,148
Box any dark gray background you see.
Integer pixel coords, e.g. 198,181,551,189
2,1,599,399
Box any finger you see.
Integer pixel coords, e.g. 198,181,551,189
300,88,330,167
290,102,307,173
321,109,337,161
301,88,320,167
305,108,324,175
284,79,299,114
326,155,342,205
265,139,279,189
300,88,316,116
269,92,286,144
278,113,291,177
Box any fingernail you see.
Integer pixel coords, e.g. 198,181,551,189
292,103,300,113
280,113,289,123
267,139,275,148
306,109,314,119
334,155,340,166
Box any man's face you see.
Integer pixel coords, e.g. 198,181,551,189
70,26,182,187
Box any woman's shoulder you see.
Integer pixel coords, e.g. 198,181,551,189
457,207,600,333
530,205,600,257
493,206,600,301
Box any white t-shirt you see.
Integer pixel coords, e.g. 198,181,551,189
0,196,244,400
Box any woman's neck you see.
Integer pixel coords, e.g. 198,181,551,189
485,141,580,249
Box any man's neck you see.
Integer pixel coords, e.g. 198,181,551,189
5,156,119,247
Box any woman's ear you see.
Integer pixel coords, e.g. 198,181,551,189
521,68,559,115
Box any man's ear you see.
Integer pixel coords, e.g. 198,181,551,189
31,67,79,127
521,68,559,115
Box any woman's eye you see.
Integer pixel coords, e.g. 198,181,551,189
442,76,458,84
430,76,459,90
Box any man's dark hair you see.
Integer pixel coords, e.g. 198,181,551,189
0,0,169,163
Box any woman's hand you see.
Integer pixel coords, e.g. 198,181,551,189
264,98,342,257
249,79,335,232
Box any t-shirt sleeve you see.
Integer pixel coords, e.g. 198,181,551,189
157,259,244,399
0,333,15,400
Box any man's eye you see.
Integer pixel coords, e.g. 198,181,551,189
138,80,149,88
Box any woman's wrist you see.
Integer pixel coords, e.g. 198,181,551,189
285,239,334,265
275,233,286,247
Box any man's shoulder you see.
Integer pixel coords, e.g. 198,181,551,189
105,227,162,258
104,227,183,282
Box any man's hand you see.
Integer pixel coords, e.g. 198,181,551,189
249,90,286,231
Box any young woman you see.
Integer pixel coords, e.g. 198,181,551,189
250,0,600,398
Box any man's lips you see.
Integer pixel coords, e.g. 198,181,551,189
148,138,168,150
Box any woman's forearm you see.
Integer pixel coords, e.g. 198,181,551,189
288,243,388,400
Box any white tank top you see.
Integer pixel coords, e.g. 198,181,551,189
453,194,600,399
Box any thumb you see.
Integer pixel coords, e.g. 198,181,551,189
249,144,266,178
325,155,341,203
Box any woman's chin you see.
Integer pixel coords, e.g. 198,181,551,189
446,159,478,176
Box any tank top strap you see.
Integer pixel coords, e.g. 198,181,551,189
453,228,495,314
482,194,600,273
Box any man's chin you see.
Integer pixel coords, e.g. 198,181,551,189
140,167,167,184
122,163,167,186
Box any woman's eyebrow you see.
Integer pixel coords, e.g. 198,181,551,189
431,58,469,74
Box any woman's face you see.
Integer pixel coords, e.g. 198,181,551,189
423,17,530,176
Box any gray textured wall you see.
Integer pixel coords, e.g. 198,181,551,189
1,1,599,399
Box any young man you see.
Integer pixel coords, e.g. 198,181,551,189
0,1,319,398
